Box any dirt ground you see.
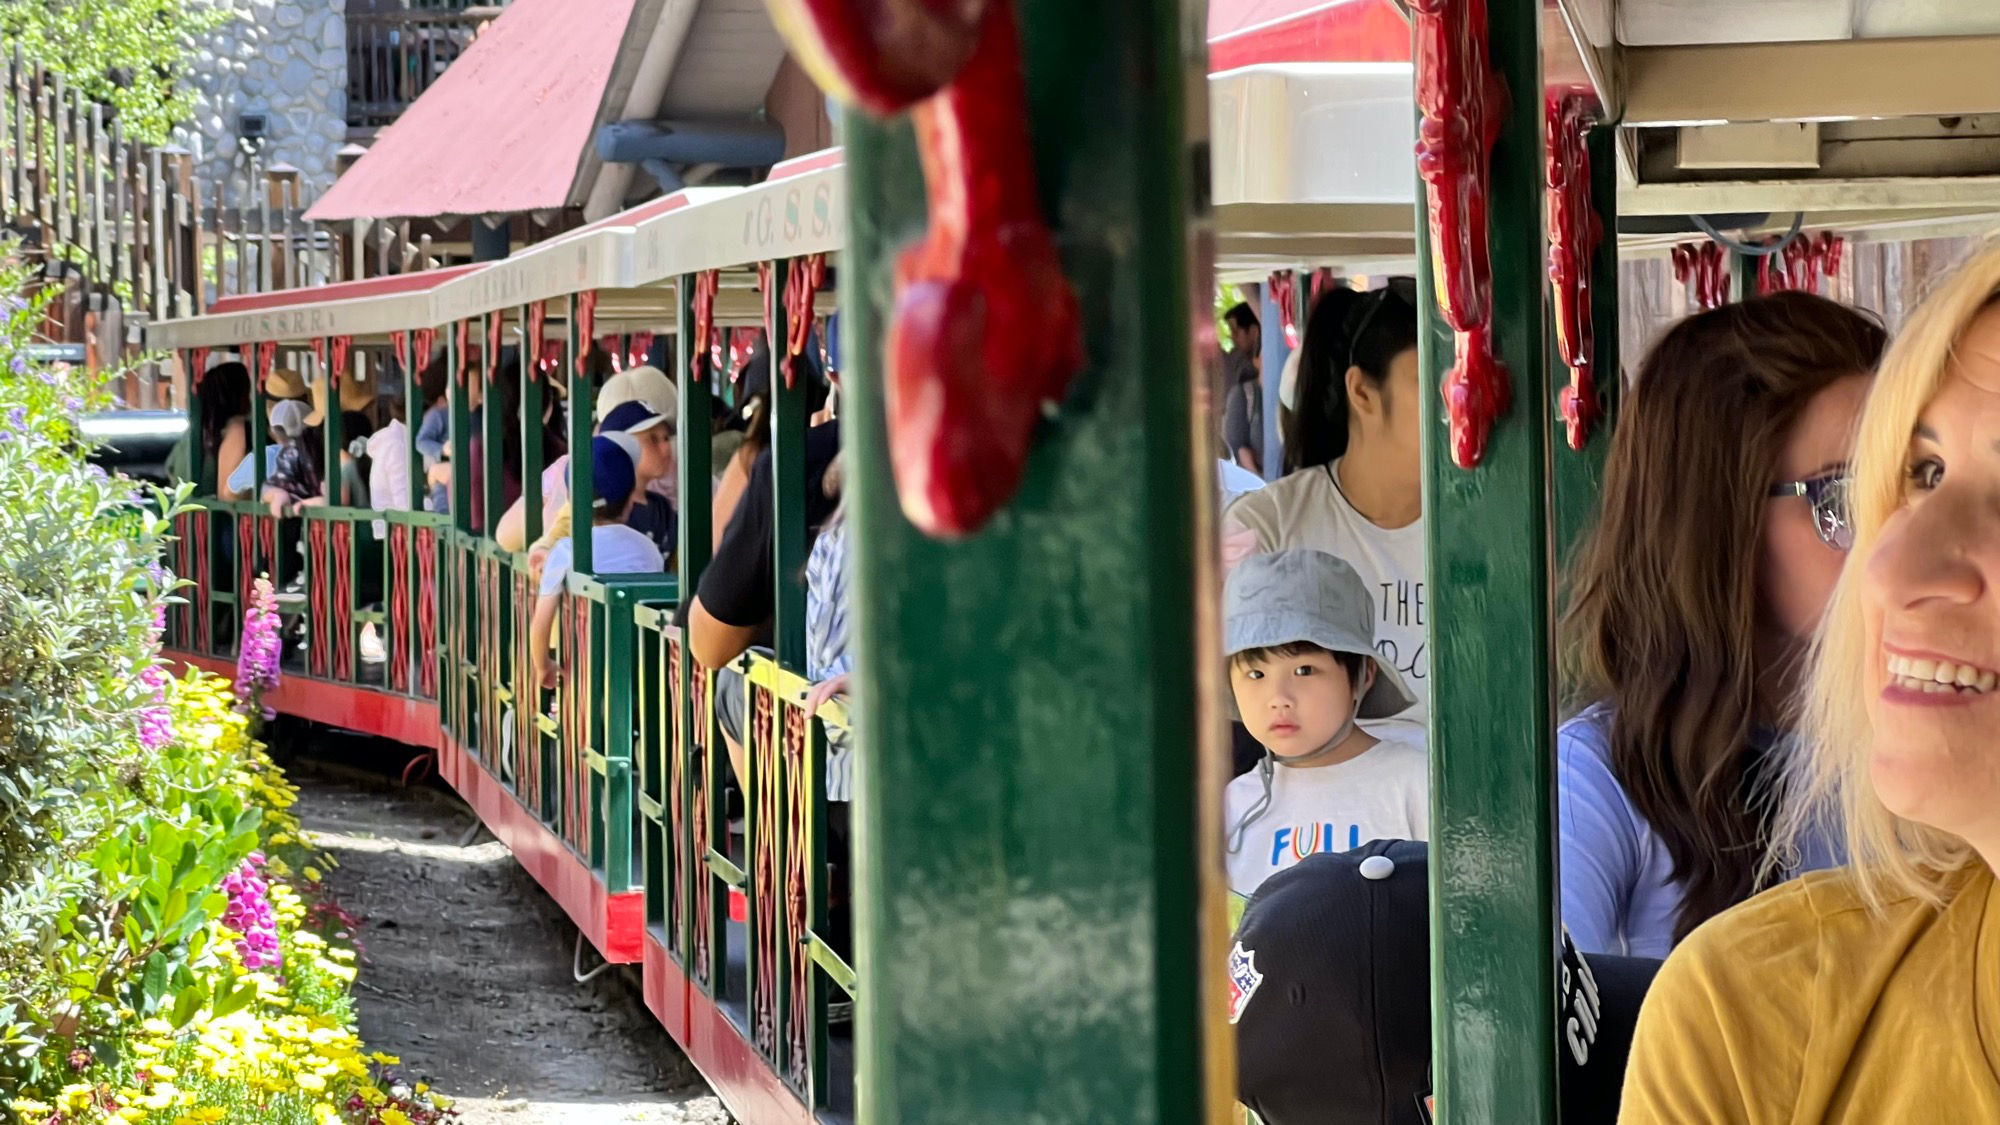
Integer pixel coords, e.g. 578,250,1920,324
282,735,734,1125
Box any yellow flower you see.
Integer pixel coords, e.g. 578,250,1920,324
379,1109,414,1125
313,1105,343,1125
295,1072,327,1092
302,865,323,883
369,1051,402,1066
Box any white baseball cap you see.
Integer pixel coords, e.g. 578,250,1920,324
594,365,677,428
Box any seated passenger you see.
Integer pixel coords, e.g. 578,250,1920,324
1621,243,2000,1124
503,365,676,562
1231,841,1656,1124
1222,548,1424,896
260,399,321,518
1223,280,1425,745
528,435,663,689
1558,293,1885,957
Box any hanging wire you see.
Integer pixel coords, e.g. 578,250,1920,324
1692,212,1806,257
573,930,615,984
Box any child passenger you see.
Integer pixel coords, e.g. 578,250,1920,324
1223,548,1427,896
528,435,664,690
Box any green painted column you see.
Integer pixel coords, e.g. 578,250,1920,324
567,295,594,575
841,0,1213,1118
520,309,545,547
321,346,344,508
481,319,506,539
404,348,424,520
448,325,474,536
249,351,268,496
1731,249,1758,303
676,279,713,597
1550,125,1621,573
1416,0,1559,1120
766,261,805,672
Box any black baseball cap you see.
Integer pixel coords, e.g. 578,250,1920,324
1229,840,1658,1125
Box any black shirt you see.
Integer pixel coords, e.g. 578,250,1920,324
684,419,841,635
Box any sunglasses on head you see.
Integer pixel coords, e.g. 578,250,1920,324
1347,277,1419,372
1769,469,1853,551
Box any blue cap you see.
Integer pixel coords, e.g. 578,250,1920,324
600,398,667,435
583,434,636,513
825,312,840,372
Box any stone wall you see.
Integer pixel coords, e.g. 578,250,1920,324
177,0,349,195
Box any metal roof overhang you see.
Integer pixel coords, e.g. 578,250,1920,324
1553,0,2000,229
146,266,486,351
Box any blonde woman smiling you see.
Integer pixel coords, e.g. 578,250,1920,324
1621,242,2000,1122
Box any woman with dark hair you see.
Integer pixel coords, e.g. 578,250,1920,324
1223,278,1425,741
198,361,254,499
1560,291,1886,958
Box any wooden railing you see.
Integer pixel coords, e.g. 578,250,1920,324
346,6,503,129
0,49,471,404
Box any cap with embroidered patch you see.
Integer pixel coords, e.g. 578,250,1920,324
1230,840,1656,1125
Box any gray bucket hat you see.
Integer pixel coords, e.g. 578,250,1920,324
1223,548,1417,720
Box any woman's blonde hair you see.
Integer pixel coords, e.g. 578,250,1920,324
1775,239,2000,909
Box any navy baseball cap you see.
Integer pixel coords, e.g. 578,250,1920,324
583,434,636,513
601,399,668,436
1229,840,1657,1125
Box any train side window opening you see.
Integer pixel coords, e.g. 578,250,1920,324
1557,293,1886,959
1222,281,1428,746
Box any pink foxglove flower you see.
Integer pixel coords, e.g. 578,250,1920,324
219,855,282,971
137,596,171,752
235,575,282,718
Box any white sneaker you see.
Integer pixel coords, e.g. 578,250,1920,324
359,623,387,665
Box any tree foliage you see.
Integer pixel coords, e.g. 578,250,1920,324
0,0,233,146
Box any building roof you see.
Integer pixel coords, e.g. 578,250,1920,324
306,0,644,223
1206,0,1410,71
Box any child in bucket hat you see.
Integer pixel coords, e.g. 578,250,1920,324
1223,548,1427,896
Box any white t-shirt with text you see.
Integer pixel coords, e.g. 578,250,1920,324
1221,459,1428,742
539,522,664,597
1222,738,1430,896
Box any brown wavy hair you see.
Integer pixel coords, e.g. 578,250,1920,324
1561,290,1886,941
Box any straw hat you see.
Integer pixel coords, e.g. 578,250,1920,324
305,375,379,426
264,368,307,400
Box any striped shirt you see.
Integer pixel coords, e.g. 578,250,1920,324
805,511,852,801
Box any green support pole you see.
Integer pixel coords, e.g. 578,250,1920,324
520,309,544,547
481,319,505,539
1550,125,1621,573
676,279,713,596
674,275,713,970
842,0,1211,1118
249,349,268,496
448,325,473,536
1416,0,1558,1120
1731,249,1758,303
183,350,207,489
321,349,343,508
567,296,595,575
405,348,425,519
767,261,805,672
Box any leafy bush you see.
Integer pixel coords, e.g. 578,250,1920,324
0,269,182,893
0,0,234,146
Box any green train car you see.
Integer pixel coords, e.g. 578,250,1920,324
150,0,2000,1119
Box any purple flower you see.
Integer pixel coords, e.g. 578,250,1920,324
6,406,24,430
7,355,24,376
219,857,283,971
235,577,282,717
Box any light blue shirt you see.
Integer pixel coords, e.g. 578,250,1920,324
538,523,664,597
1217,457,1265,510
226,445,281,496
1558,702,1842,958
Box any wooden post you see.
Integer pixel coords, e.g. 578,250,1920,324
1415,0,1558,1119
840,0,1215,1117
